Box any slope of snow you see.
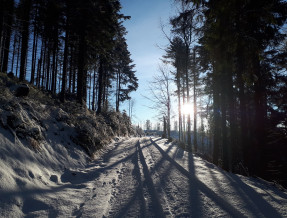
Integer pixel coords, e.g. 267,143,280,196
1,136,287,217
0,121,90,217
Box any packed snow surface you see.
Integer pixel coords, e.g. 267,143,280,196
1,135,287,217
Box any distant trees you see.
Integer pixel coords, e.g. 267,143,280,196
168,0,287,183
0,0,138,113
145,120,151,131
146,63,173,139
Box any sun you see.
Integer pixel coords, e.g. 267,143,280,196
182,103,193,115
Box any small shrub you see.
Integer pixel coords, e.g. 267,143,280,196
28,137,41,151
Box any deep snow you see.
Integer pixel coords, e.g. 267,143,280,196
1,134,287,217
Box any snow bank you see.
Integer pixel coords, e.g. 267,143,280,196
0,72,133,217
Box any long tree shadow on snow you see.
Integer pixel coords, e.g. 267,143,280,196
146,139,201,216
149,138,277,217
0,139,142,212
113,140,166,217
224,170,286,217
61,139,144,184
146,138,202,216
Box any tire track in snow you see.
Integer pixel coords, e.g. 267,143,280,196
142,138,193,216
108,138,147,217
140,138,176,216
136,140,166,217
101,138,139,217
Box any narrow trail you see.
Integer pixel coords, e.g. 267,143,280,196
19,137,287,217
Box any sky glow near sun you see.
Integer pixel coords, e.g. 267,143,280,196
182,103,194,116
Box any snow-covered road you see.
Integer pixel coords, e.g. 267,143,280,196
2,137,287,217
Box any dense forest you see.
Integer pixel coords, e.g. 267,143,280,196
1,0,287,187
0,0,138,112
158,0,287,186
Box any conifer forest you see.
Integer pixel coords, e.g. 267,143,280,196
0,0,138,112
161,0,287,187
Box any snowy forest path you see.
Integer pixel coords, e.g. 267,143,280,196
67,136,286,217
18,136,287,217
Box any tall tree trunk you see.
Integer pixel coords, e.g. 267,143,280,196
51,44,57,94
30,20,38,83
116,69,120,112
185,47,192,150
77,29,87,104
102,71,108,111
10,33,17,73
0,1,3,64
15,35,20,77
19,0,32,81
0,1,4,71
193,49,198,152
92,69,96,111
237,52,249,170
167,77,171,139
55,53,58,92
51,27,58,94
163,116,167,138
97,57,104,114
30,31,38,84
177,72,183,142
72,66,76,94
252,53,267,177
226,61,236,172
41,41,47,88
68,47,73,92
182,84,186,143
61,29,69,102
36,43,43,88
221,84,228,171
45,47,51,90
88,71,92,109
212,66,220,165
167,95,171,139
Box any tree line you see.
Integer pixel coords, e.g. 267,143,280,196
161,0,287,184
0,0,138,113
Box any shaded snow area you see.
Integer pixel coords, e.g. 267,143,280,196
1,136,287,217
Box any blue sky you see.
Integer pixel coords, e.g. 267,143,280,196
120,0,176,127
